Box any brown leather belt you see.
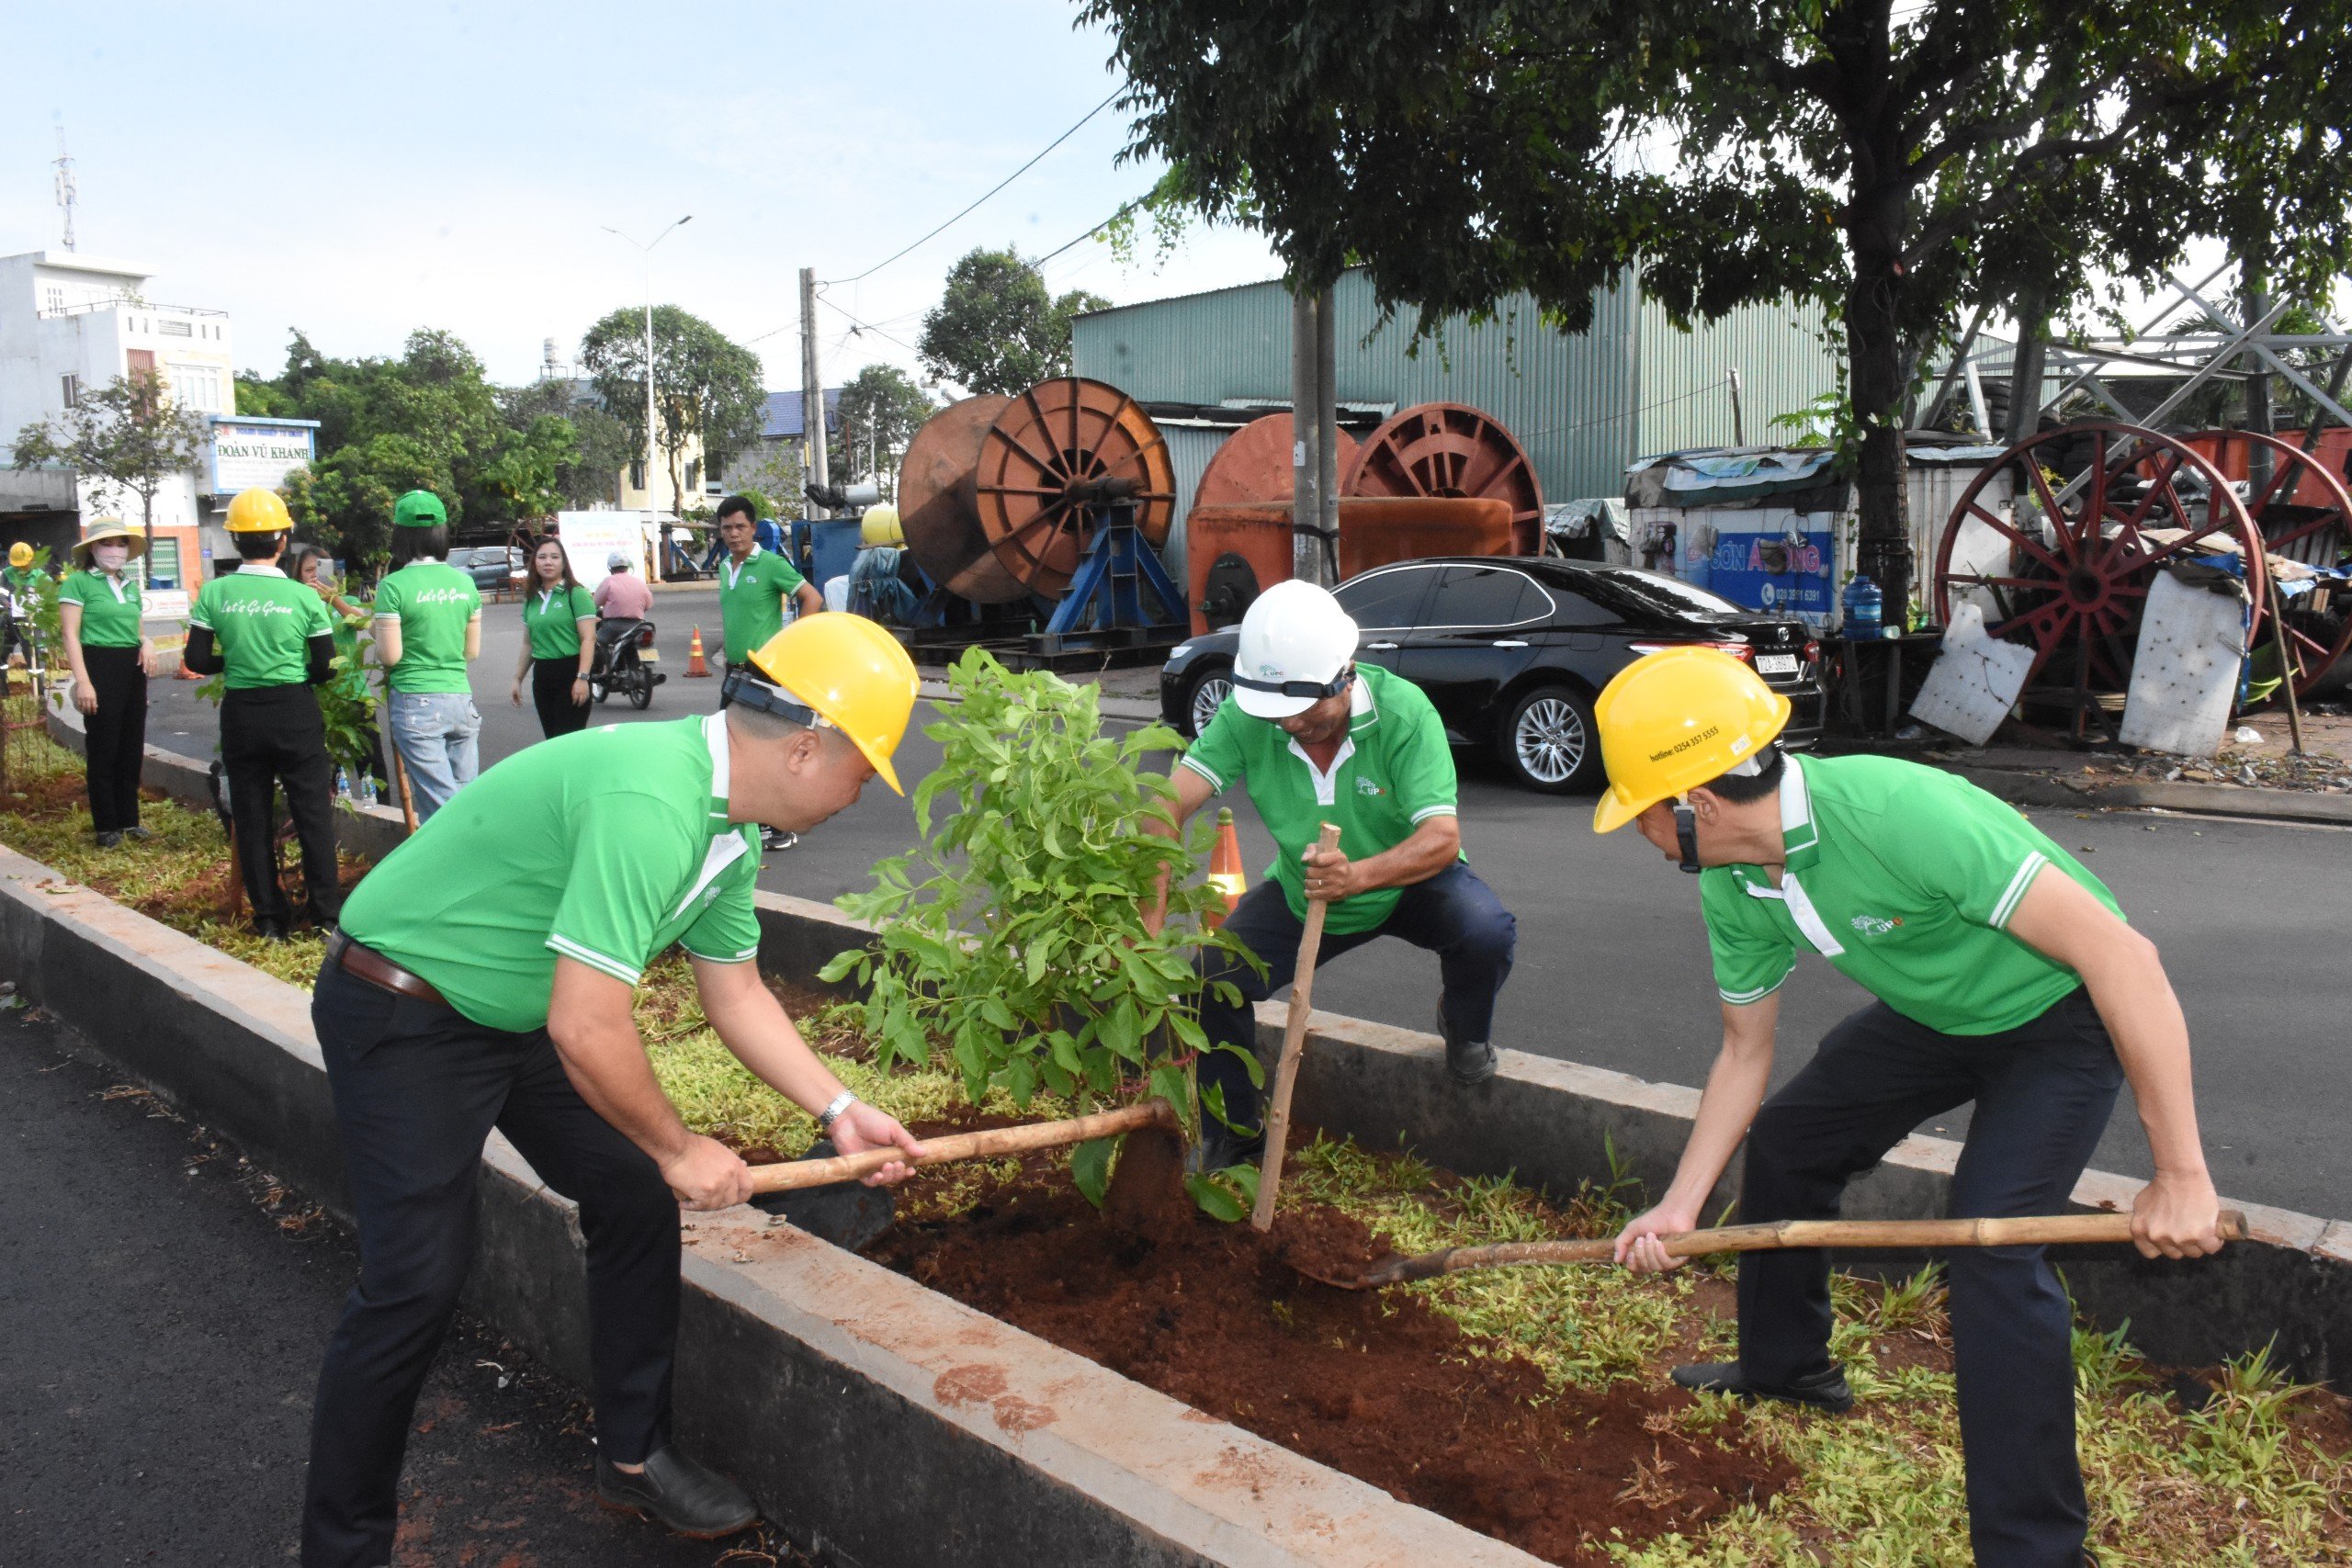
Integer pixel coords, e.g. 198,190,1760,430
326,930,447,1007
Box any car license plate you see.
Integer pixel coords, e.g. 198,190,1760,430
1757,653,1798,675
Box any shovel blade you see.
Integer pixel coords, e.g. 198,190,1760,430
750,1139,896,1250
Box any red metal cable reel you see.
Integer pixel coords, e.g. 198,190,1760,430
1340,402,1546,555
2181,428,2352,700
898,378,1177,604
1930,423,2267,705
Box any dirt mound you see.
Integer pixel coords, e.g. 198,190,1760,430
868,1165,1795,1565
1102,1122,1189,1241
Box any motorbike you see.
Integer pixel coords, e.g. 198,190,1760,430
590,615,666,709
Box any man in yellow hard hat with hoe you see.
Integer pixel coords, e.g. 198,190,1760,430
302,612,929,1566
182,488,343,939
1593,647,2225,1568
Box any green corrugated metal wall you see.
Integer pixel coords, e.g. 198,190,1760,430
1073,267,1838,502
1636,294,1838,457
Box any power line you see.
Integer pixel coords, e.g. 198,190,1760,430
1032,194,1149,268
817,295,922,356
823,87,1123,286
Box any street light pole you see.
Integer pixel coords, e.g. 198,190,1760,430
603,215,692,520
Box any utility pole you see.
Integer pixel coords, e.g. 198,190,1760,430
1290,284,1339,585
1727,367,1747,447
2243,255,2275,498
800,267,831,518
602,216,692,525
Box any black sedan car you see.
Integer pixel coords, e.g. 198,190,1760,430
1160,557,1826,794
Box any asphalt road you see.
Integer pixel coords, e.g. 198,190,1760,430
141,586,2351,1221
0,1004,809,1567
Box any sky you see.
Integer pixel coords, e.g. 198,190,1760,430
0,0,1283,394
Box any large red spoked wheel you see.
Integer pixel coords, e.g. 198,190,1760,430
971,377,1175,602
1340,402,1544,554
1931,423,2267,705
2186,429,2352,700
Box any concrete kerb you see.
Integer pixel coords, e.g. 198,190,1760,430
755,890,2352,1390
0,845,1540,1568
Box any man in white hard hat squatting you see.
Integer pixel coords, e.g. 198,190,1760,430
1143,580,1518,1170
1594,647,2225,1568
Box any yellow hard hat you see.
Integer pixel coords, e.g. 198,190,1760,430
859,503,903,547
1591,647,1790,833
226,487,294,534
7,542,30,568
742,613,920,795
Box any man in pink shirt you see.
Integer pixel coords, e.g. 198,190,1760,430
593,553,654,622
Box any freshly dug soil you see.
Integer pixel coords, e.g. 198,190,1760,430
1101,1121,1189,1241
868,1156,1796,1565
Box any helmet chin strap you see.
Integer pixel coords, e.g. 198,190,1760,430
1673,798,1702,874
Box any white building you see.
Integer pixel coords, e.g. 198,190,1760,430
0,251,241,587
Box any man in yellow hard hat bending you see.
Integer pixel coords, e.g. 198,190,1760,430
303,613,928,1565
1597,648,2224,1568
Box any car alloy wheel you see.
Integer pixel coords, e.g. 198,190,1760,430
1509,689,1592,790
1187,670,1234,737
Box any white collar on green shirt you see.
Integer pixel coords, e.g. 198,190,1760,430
237,564,288,578
674,713,753,919
1735,756,1843,954
1283,673,1376,804
721,547,762,587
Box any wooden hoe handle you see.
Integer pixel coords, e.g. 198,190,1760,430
743,1099,1176,1196
1365,1210,2254,1286
1252,821,1344,1232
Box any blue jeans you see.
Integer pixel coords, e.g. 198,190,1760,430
384,691,480,822
1195,862,1517,1133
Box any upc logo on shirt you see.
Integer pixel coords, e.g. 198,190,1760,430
1354,775,1386,796
1849,913,1904,936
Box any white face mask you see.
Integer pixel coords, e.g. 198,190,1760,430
90,543,130,571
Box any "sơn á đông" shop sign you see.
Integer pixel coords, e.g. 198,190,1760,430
205,416,320,496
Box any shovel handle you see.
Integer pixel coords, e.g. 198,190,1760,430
1252,822,1344,1232
1369,1210,2252,1286
743,1099,1176,1195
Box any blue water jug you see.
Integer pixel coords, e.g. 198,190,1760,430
1842,574,1883,636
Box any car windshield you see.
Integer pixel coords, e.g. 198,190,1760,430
1576,568,1744,618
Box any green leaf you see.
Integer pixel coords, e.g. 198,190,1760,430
817,949,866,985
1183,1171,1249,1224
1069,1135,1114,1209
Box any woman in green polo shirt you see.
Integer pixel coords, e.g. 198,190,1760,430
510,536,597,739
57,519,157,847
371,490,483,822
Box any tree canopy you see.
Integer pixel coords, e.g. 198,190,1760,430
12,368,210,535
836,363,940,494
918,248,1110,395
579,305,764,517
1086,0,2352,609
239,329,578,565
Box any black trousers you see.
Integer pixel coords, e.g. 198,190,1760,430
220,684,341,927
531,654,591,738
81,643,146,832
303,960,681,1568
1196,863,1517,1132
1737,988,2124,1568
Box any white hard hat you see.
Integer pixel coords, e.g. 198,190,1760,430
1232,579,1359,718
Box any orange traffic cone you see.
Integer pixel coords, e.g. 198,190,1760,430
1205,807,1246,927
685,625,710,677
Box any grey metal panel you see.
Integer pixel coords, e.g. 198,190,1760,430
1074,268,1645,507
1155,423,1234,586
1634,294,1840,457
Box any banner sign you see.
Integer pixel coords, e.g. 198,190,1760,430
206,418,318,496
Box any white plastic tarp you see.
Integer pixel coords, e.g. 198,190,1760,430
2118,568,2249,757
1908,601,2035,746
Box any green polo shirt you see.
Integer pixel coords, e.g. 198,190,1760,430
188,565,333,689
1698,754,2120,1035
58,569,142,648
522,583,597,660
718,547,808,665
372,561,481,694
337,714,765,1032
4,565,43,601
1179,663,1459,936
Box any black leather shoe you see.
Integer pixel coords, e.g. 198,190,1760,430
1184,1121,1265,1176
1671,1359,1854,1414
1436,1003,1498,1085
254,918,289,942
596,1445,759,1540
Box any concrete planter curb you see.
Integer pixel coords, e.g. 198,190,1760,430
0,845,1540,1567
1946,763,2352,827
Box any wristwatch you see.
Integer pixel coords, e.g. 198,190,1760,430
817,1089,857,1131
